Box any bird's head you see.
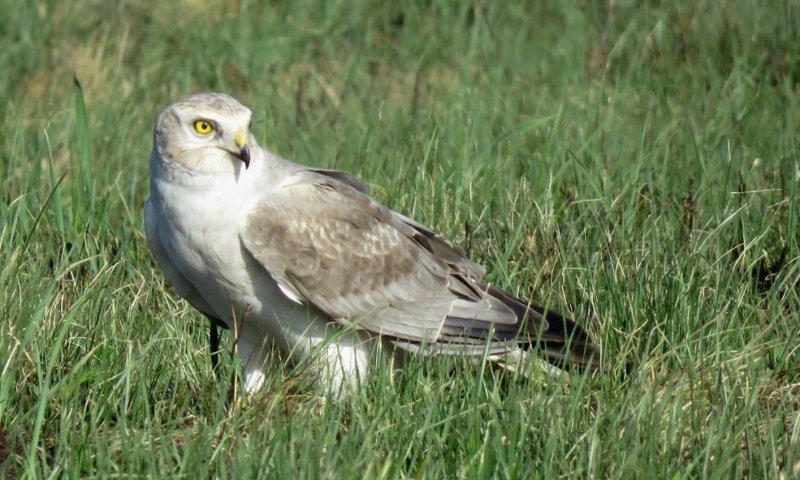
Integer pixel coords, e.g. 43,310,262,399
153,92,256,174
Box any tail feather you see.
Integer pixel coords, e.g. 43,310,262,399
483,286,602,371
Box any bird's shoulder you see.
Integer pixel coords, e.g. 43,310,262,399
244,166,484,279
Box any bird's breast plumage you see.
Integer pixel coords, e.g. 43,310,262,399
147,164,335,355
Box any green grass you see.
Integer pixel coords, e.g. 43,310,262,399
1,0,799,477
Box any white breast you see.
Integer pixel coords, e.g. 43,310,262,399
149,167,341,358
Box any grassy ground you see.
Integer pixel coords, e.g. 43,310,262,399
1,0,799,477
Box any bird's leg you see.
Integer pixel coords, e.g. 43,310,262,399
205,315,239,406
205,315,229,381
210,320,222,378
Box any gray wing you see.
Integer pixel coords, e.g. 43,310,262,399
240,169,522,348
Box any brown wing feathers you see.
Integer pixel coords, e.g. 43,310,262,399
243,169,602,371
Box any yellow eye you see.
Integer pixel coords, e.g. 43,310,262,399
194,120,214,134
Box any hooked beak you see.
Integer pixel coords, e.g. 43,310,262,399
234,130,251,169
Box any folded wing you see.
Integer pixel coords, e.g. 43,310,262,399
241,168,600,369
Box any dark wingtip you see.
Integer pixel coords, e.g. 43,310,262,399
485,285,614,374
529,304,602,372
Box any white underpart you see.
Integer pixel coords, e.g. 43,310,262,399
244,370,266,393
236,324,374,397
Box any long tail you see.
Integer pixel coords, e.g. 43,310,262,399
485,286,602,371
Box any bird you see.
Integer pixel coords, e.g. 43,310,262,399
145,92,602,396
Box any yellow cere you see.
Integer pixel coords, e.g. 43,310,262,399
194,120,214,134
235,130,247,148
